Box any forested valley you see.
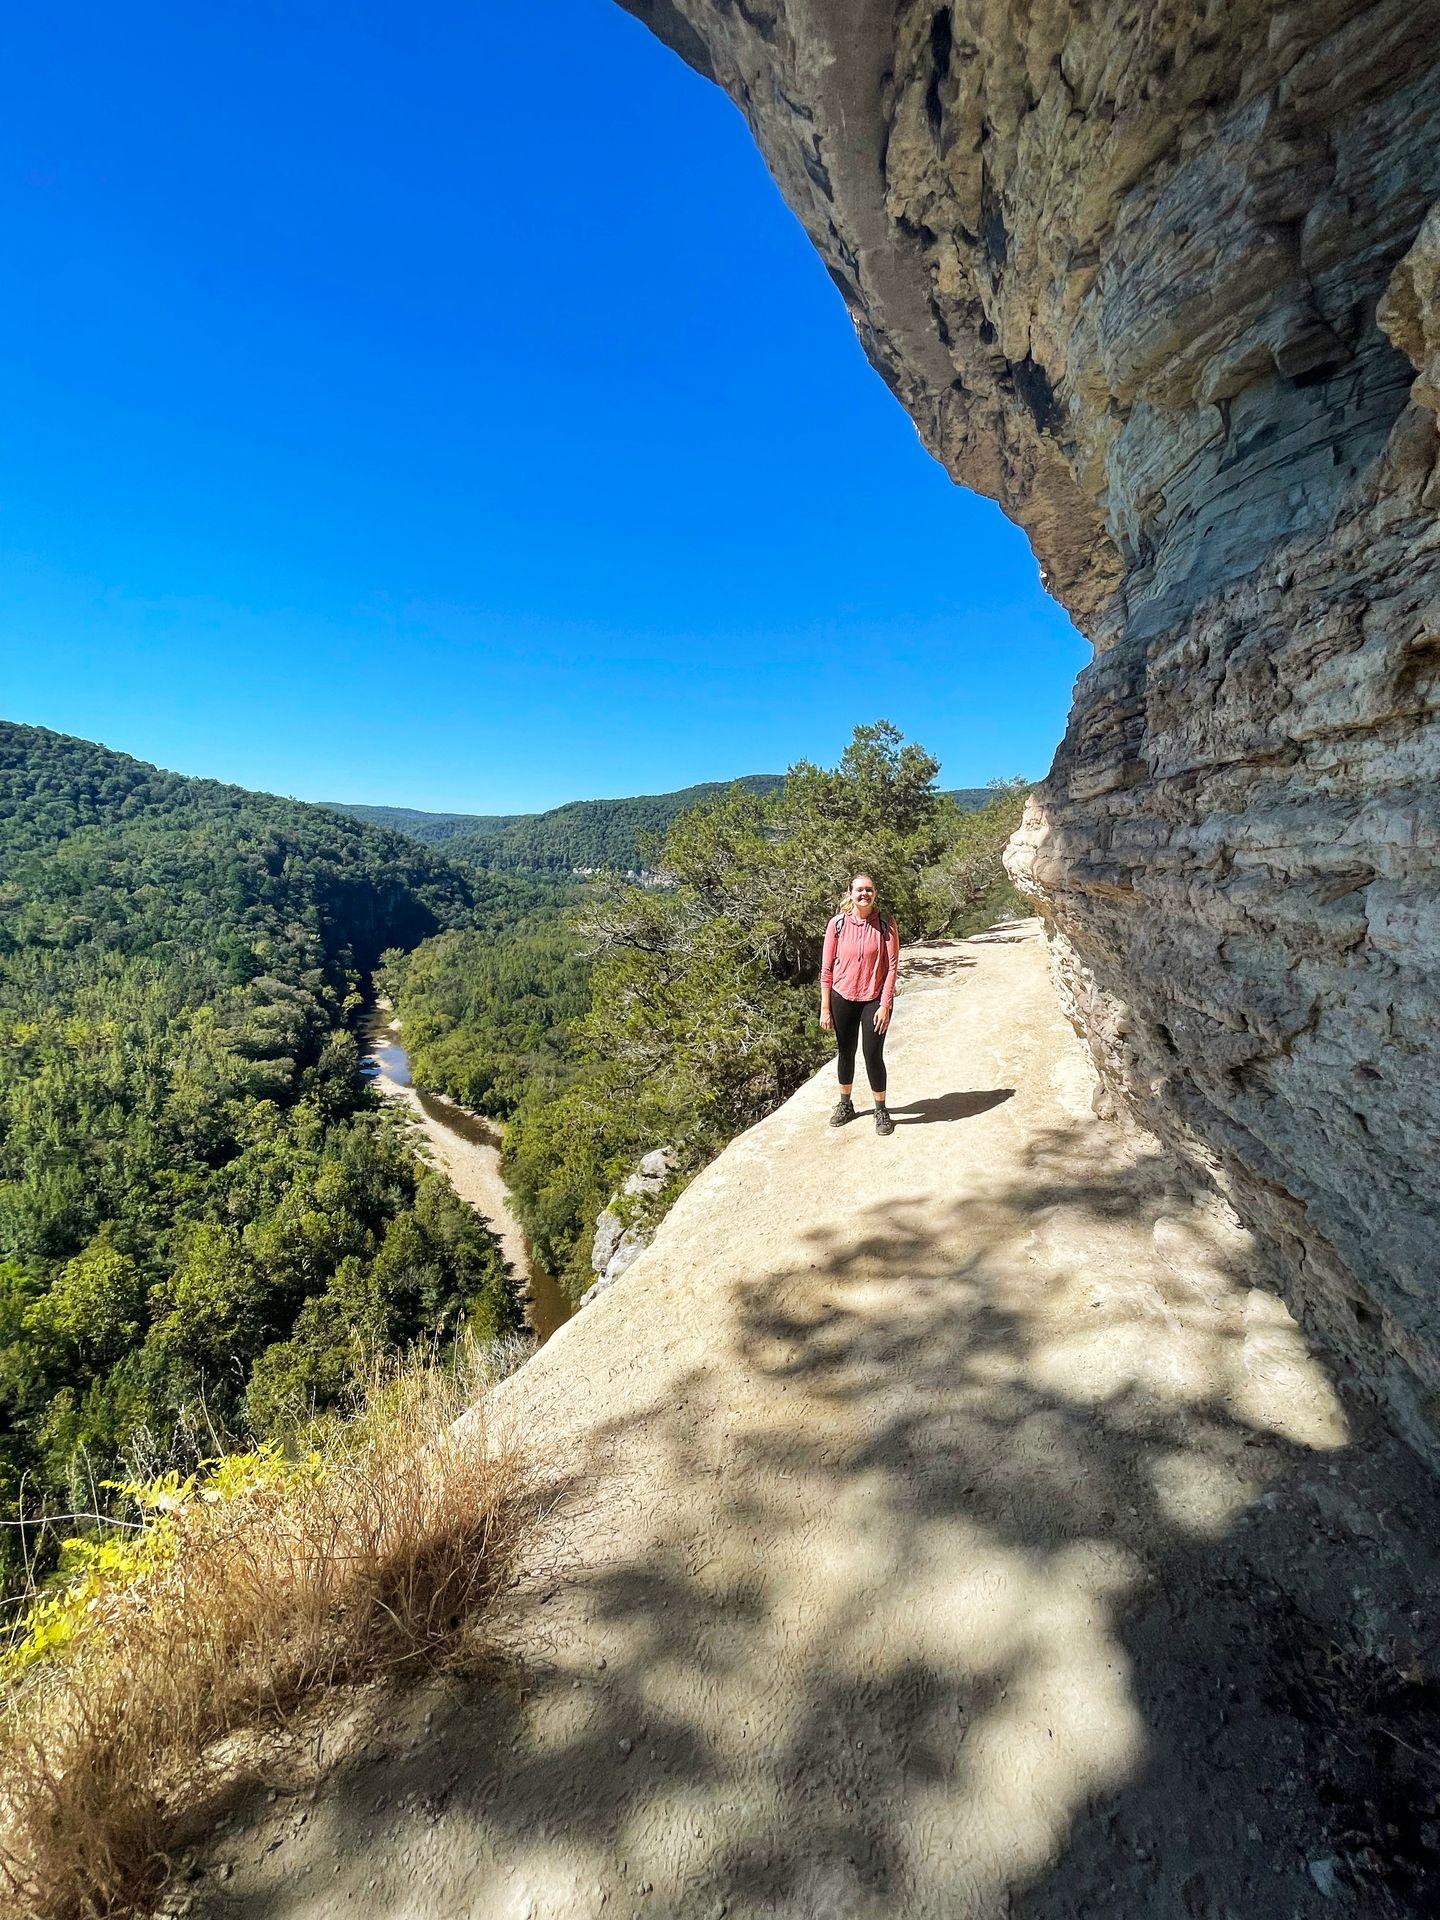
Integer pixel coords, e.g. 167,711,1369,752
336,774,997,876
335,775,786,873
1,719,1025,1598
0,723,532,1588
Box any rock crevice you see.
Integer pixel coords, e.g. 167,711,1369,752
619,0,1440,1460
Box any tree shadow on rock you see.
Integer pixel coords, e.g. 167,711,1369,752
200,1130,1440,1920
901,946,979,982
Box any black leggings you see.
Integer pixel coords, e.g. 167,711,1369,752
831,991,887,1096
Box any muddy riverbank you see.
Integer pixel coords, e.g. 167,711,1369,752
360,1003,572,1345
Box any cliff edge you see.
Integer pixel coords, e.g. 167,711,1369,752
191,926,1440,1918
616,0,1440,1467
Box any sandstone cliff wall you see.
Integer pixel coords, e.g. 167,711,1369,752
619,0,1440,1460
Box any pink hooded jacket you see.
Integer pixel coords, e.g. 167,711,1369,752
821,910,900,1014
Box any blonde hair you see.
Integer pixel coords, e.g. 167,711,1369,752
837,875,885,924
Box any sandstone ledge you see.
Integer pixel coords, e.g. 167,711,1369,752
620,0,1440,1463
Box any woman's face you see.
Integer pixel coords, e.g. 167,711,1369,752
850,876,876,917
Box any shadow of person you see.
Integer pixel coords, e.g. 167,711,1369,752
889,1089,1015,1124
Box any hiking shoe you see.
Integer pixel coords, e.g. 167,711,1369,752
829,1094,855,1127
874,1104,895,1137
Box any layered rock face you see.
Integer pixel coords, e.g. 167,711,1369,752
620,0,1440,1458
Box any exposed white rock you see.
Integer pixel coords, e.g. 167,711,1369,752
582,1148,679,1306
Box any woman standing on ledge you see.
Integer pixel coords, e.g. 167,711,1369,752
820,874,900,1136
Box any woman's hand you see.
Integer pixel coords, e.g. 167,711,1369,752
874,1004,891,1034
820,1002,833,1031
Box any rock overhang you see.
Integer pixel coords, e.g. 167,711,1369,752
615,0,1440,1463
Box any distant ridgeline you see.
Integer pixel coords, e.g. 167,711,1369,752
329,777,784,873
332,780,997,874
0,722,527,1576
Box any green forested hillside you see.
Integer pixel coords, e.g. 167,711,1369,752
334,776,785,872
378,908,592,1119
0,719,1024,1572
0,724,522,1571
336,778,996,874
328,804,518,847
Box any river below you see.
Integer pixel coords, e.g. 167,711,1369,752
360,1003,573,1346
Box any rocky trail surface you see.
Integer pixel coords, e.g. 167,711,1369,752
193,925,1440,1918
616,0,1440,1468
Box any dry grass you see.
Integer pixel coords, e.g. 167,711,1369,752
0,1339,532,1920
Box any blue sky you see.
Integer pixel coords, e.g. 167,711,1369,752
0,1,1087,812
